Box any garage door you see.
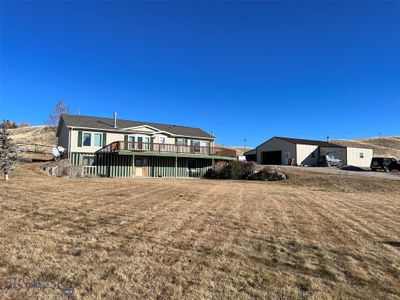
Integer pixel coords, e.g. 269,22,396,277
261,151,282,165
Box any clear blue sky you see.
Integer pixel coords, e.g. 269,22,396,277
1,1,399,147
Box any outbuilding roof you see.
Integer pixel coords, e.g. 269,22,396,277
58,114,214,139
244,148,256,155
274,136,343,148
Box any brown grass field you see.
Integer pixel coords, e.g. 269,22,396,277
0,163,399,299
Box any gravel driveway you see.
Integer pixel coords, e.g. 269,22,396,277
278,165,400,180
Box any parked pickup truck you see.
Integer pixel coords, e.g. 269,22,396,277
370,157,400,172
317,155,342,167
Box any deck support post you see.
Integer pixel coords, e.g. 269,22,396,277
175,156,178,178
132,154,135,178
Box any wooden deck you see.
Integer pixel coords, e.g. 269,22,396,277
97,141,237,158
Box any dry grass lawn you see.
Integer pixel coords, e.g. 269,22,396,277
0,164,399,299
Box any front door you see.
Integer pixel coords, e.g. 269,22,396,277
135,157,148,177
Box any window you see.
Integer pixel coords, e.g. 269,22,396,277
94,133,102,147
82,156,95,166
188,159,196,169
360,152,364,159
159,137,166,151
128,136,135,149
135,158,143,167
143,137,150,150
177,138,186,145
83,133,91,146
311,152,316,158
193,141,201,153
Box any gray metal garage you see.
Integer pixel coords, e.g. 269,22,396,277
246,136,373,167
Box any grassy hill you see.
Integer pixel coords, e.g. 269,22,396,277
333,136,400,159
9,125,57,146
214,146,254,157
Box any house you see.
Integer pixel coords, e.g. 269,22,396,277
56,114,236,177
244,136,373,168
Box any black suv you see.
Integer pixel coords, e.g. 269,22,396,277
370,157,400,172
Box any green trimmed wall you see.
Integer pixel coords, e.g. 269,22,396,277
147,156,212,178
96,153,132,177
70,152,214,178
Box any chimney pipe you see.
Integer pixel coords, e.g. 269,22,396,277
113,112,117,128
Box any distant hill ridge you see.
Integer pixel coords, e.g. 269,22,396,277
332,136,400,158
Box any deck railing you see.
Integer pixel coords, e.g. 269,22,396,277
97,141,237,158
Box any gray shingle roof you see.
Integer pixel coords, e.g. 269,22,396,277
59,114,214,139
275,136,343,147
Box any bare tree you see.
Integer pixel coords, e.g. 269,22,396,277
0,123,17,181
47,99,70,127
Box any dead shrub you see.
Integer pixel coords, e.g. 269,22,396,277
248,166,288,181
205,161,256,179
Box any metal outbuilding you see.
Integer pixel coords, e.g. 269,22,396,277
246,136,373,167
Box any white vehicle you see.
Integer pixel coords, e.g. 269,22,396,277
317,154,342,167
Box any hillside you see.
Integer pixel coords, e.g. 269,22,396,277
333,136,400,159
218,146,253,156
9,125,57,146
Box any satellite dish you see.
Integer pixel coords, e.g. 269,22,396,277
52,147,60,158
57,146,65,153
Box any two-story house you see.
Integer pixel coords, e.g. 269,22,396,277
56,114,236,177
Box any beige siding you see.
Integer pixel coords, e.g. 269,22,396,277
256,138,296,165
346,147,373,168
296,144,318,166
70,130,121,153
69,128,212,153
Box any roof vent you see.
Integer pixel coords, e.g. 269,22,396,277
113,112,118,128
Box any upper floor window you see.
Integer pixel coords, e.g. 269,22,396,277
94,133,102,147
83,133,91,146
360,152,364,158
177,138,186,145
193,141,201,152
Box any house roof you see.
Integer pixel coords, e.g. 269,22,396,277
274,136,343,148
59,114,214,139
